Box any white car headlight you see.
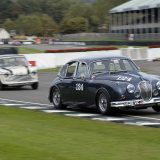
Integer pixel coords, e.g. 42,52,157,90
127,84,135,93
31,71,37,75
156,81,160,90
4,72,10,78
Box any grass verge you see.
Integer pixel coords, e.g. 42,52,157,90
0,106,160,160
18,47,43,54
38,67,60,73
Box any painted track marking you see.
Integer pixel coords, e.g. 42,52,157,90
2,103,27,106
92,117,128,121
20,106,51,110
42,110,75,113
1,98,160,128
65,113,100,117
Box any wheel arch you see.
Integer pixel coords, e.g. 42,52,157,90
95,87,111,106
49,85,60,102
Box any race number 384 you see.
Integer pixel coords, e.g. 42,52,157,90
76,83,84,91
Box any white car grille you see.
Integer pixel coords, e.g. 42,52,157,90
6,75,32,82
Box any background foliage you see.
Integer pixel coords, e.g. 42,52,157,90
1,0,127,36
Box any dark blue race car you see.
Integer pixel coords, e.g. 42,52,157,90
49,56,160,115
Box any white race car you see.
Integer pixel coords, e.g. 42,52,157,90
0,54,39,90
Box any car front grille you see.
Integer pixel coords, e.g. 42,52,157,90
139,81,152,101
7,75,32,82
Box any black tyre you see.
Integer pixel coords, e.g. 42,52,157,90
31,82,39,90
96,89,112,115
152,104,160,112
0,81,5,90
52,87,66,109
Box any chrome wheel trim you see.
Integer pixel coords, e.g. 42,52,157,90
98,93,108,112
52,89,61,106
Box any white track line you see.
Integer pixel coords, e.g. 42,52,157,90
125,122,160,126
20,106,50,110
65,113,100,117
1,97,160,122
123,114,160,121
42,110,75,113
92,117,128,121
2,103,26,106
0,98,52,107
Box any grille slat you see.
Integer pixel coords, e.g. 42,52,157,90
7,75,32,82
139,81,152,101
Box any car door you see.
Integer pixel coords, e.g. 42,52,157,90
71,62,90,103
59,61,78,102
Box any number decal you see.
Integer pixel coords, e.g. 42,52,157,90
117,76,132,82
76,83,84,91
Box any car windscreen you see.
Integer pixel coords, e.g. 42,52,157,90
90,59,139,74
0,57,28,67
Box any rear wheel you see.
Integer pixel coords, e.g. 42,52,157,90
152,104,160,112
52,87,66,109
96,89,112,115
31,82,39,90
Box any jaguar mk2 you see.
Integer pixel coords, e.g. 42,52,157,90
49,56,160,115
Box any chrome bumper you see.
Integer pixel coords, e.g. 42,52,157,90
2,80,38,86
111,97,160,108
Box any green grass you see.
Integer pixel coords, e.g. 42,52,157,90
0,106,160,160
18,47,43,54
38,67,60,73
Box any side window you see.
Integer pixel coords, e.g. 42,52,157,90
76,62,88,78
91,61,106,74
58,65,67,77
122,60,134,71
66,62,78,78
109,60,121,71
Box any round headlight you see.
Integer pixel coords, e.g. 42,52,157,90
127,84,135,93
4,73,9,78
31,71,37,75
156,81,160,90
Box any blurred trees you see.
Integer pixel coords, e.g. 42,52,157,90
3,14,58,36
60,17,89,33
0,0,127,35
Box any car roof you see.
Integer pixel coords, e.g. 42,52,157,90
68,55,130,64
0,54,24,59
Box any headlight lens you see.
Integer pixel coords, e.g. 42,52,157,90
127,84,135,93
156,81,160,90
4,73,9,78
31,71,37,75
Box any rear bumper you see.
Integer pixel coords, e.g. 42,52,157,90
111,97,160,108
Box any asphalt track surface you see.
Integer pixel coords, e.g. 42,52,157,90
1,60,160,128
0,72,53,104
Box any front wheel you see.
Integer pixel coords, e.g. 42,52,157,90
0,81,5,90
152,104,160,112
31,82,39,90
52,87,66,109
96,90,112,115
